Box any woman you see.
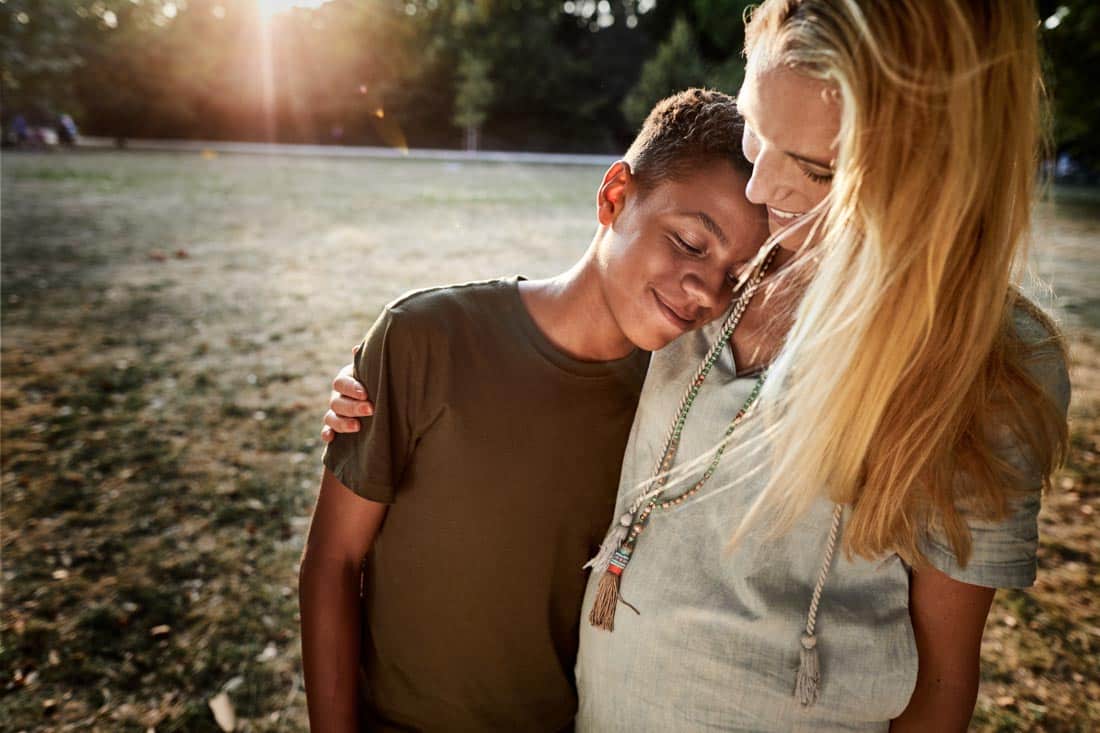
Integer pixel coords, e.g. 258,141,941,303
323,1,1069,728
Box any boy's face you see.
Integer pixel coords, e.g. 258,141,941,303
596,161,769,352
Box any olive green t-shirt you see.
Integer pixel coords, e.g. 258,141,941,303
322,277,649,732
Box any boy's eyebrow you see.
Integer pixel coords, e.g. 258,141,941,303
684,211,730,246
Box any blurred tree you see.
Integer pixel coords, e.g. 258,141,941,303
73,0,206,139
4,0,1094,161
0,0,90,122
690,0,755,54
453,51,495,151
272,0,438,146
619,17,708,128
619,1,755,132
1038,1,1100,170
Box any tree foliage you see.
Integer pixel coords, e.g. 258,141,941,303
0,0,96,118
0,0,1095,162
1038,1,1100,167
620,17,708,129
454,52,494,134
619,10,748,131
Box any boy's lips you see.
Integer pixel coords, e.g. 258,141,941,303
652,290,697,330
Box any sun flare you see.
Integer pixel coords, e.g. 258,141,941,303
255,0,329,18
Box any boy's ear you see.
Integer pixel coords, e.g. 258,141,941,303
597,160,633,226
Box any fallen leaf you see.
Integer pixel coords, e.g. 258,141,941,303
51,569,69,580
996,695,1016,707
208,692,236,732
149,624,171,638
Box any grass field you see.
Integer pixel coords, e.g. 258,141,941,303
2,150,1098,732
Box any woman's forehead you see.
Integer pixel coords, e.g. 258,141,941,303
739,61,840,162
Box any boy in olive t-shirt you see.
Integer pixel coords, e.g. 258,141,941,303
299,89,769,732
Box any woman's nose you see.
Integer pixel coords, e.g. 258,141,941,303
744,147,785,207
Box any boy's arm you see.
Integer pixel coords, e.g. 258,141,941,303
299,468,388,733
889,564,994,731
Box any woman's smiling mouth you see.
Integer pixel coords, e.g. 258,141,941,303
767,205,802,220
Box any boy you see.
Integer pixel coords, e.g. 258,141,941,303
300,89,769,732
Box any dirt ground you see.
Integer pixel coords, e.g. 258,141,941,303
2,150,1098,731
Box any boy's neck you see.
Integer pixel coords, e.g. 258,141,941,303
517,248,636,363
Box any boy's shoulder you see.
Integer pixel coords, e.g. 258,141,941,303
372,276,524,347
386,276,521,321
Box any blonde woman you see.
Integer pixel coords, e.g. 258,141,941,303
322,1,1070,729
573,1,1069,730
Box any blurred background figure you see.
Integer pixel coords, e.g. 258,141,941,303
56,113,79,146
10,113,29,146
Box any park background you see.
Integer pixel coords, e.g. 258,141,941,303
1,1,1098,731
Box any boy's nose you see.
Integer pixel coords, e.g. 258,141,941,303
681,272,723,316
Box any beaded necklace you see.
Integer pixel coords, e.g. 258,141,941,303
584,242,847,707
585,244,779,630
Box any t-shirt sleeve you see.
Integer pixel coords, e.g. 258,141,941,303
321,306,423,504
921,325,1071,589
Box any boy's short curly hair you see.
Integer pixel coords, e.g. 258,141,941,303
624,88,752,195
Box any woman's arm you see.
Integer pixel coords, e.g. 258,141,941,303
299,468,388,732
890,564,995,731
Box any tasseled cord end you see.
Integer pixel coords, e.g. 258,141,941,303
588,549,639,632
587,568,622,631
795,633,820,706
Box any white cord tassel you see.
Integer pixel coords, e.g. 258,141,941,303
583,512,632,573
795,633,820,705
795,504,844,706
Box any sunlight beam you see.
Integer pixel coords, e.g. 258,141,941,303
256,0,330,18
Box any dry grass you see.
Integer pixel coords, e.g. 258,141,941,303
1,151,1097,731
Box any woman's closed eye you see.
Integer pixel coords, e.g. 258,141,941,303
800,166,833,185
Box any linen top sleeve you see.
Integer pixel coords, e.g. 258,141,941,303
920,311,1071,589
321,305,426,504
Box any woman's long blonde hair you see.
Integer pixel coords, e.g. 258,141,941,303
734,0,1068,565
